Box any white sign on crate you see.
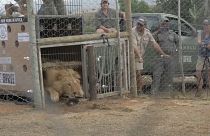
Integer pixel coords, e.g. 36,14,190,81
0,72,16,85
0,57,11,64
0,24,8,41
18,33,29,42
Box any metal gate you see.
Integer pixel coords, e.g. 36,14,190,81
82,38,130,98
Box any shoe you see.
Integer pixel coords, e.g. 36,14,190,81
137,90,148,98
170,90,177,98
195,89,202,97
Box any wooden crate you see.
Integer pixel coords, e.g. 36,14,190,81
0,17,33,92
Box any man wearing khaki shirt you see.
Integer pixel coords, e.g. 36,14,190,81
132,18,169,95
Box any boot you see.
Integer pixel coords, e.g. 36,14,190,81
195,89,202,97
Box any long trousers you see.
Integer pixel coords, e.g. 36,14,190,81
38,0,66,15
151,57,175,92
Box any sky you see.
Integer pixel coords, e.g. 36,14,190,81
0,0,156,14
82,0,156,11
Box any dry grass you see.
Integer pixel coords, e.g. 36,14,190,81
0,96,210,136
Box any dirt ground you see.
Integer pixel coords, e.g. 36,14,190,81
0,94,210,136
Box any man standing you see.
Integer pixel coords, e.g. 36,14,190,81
151,17,179,95
132,18,169,95
95,0,124,33
195,19,210,97
38,0,66,15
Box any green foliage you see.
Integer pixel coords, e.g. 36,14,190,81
189,0,203,24
119,0,151,13
153,0,205,25
83,12,97,34
138,0,152,13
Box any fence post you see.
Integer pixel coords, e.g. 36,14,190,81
87,46,97,100
204,0,209,17
125,0,137,97
82,46,90,98
116,0,123,93
178,0,186,95
27,0,45,108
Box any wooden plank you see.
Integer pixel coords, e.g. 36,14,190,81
38,32,128,46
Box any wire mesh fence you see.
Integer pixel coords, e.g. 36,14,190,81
0,0,210,108
133,0,210,98
33,0,129,105
82,38,129,98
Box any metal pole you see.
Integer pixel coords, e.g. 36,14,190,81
87,46,97,100
115,0,123,94
204,0,209,17
125,0,137,97
27,0,45,108
82,46,90,98
178,0,186,95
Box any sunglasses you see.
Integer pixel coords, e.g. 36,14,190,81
137,23,144,27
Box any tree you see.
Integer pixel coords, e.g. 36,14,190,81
189,0,203,24
138,0,151,13
119,0,151,13
153,0,205,24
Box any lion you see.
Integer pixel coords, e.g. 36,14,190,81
44,68,84,102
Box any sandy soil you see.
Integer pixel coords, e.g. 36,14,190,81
0,95,210,136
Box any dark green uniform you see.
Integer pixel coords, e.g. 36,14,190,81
151,29,178,93
38,0,66,15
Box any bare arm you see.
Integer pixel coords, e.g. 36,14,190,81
99,25,110,33
207,43,210,50
134,45,141,58
131,30,144,63
197,31,202,45
132,32,141,58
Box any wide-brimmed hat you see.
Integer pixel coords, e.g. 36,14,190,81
137,18,145,25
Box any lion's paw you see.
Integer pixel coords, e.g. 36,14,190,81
50,91,60,102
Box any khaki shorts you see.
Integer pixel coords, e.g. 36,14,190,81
135,61,143,70
196,56,210,71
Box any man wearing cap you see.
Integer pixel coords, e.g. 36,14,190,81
151,17,179,96
132,18,169,95
5,0,27,16
195,19,210,97
95,0,124,33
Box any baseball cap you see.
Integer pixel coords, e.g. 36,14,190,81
161,17,169,22
137,18,145,25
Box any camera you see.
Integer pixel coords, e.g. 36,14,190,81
201,43,208,48
200,41,210,57
201,39,209,47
